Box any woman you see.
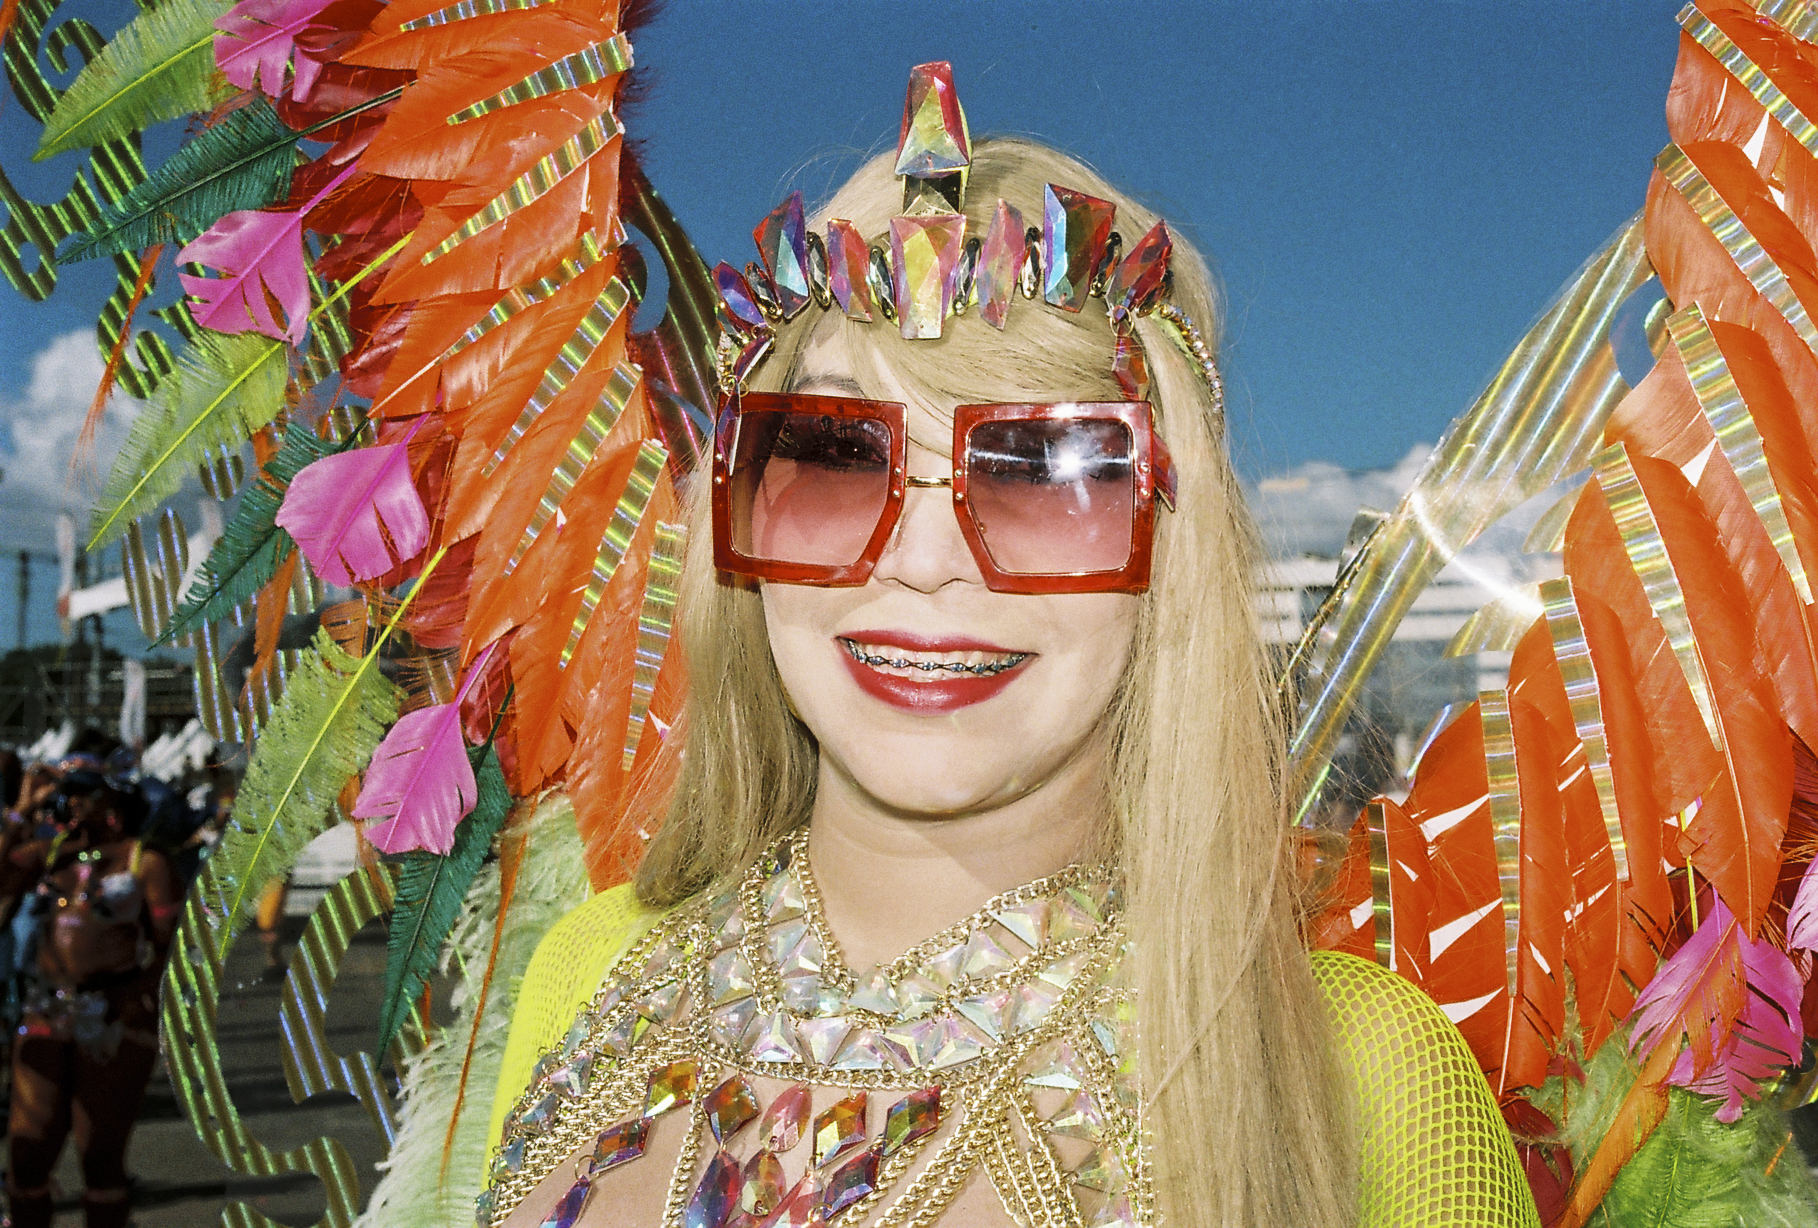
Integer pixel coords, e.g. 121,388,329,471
482,65,1535,1228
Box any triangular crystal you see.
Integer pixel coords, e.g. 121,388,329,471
992,900,1049,951
954,987,1012,1042
707,997,757,1048
743,1009,803,1064
961,932,1015,979
795,1015,854,1066
848,967,898,1016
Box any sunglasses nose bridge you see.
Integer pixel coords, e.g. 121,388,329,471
873,473,983,591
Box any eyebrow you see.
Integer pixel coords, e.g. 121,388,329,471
790,372,867,397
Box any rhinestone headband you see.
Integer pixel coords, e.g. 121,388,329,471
712,62,1224,422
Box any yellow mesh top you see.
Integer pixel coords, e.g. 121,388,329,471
491,898,1539,1227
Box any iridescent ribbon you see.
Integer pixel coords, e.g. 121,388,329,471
1364,799,1395,969
446,35,633,125
400,0,545,31
1479,688,1523,992
622,521,685,767
445,236,608,363
1667,301,1812,602
503,363,644,578
1540,576,1629,884
1681,3,1818,154
562,441,669,666
1747,0,1818,49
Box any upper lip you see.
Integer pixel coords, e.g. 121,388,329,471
837,629,1027,655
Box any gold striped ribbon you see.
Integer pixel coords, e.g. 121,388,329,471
1591,441,1723,746
504,364,645,578
400,0,545,31
1540,576,1630,884
1364,799,1395,970
447,35,633,125
561,441,669,666
1479,689,1524,992
443,234,609,363
621,521,685,767
420,111,621,267
1667,302,1813,602
1682,3,1818,155
482,277,633,479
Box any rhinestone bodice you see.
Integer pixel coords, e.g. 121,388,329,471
482,829,1148,1228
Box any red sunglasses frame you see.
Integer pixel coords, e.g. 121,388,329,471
711,390,1177,594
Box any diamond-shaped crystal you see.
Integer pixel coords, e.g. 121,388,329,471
763,1173,822,1228
895,61,970,178
893,974,941,1018
709,948,756,1006
708,996,758,1047
705,1074,760,1144
928,1015,988,1069
645,1059,700,1116
767,917,810,965
1112,329,1149,401
1071,1146,1127,1194
830,1028,895,1072
1040,184,1115,312
744,1009,802,1064
848,968,898,1016
1047,1089,1107,1140
889,214,966,340
519,1091,560,1135
547,1052,593,1099
961,931,1015,979
539,1176,590,1228
474,1189,494,1228
822,1144,880,1217
923,942,967,987
761,870,806,922
1105,219,1172,325
954,987,1013,1042
714,262,765,337
1024,1041,1086,1090
492,1136,526,1176
795,1014,853,1065
753,192,811,320
812,1093,868,1168
975,199,1025,331
589,1117,651,1174
881,1088,940,1157
683,1148,743,1228
600,1009,650,1056
762,1083,813,1152
742,1148,787,1217
826,220,874,321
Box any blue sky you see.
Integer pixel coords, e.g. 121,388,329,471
0,0,1681,643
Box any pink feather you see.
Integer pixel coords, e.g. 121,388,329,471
356,643,498,854
178,165,354,344
1787,856,1818,952
275,418,430,586
213,0,335,101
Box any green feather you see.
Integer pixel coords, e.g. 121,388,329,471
160,419,367,643
207,628,400,939
90,329,288,550
36,0,236,161
59,98,298,263
377,745,511,1055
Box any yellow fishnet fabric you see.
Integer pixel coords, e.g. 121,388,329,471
1311,950,1541,1227
489,902,1541,1226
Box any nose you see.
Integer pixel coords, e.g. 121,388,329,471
870,458,982,593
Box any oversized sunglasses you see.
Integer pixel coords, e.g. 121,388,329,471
711,392,1177,594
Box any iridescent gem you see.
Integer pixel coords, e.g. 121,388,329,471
821,1145,880,1217
1025,1041,1087,1090
1087,1195,1138,1228
795,1015,853,1065
894,61,970,178
561,1011,598,1054
954,987,1013,1041
881,1088,940,1156
600,1009,651,1056
961,931,1015,979
709,948,756,1006
547,1051,593,1099
1104,220,1172,325
826,220,874,321
474,1189,495,1228
805,231,832,309
519,1091,560,1135
890,214,966,340
1048,1089,1108,1140
529,1052,556,1086
928,1015,987,1069
779,934,825,980
951,237,980,314
744,1009,803,1064
992,899,1048,949
1071,1146,1127,1194
1040,184,1116,312
713,262,765,337
974,199,1026,331
762,871,806,922
1012,980,1061,1034
589,1117,651,1174
640,980,686,1024
781,971,825,1014
704,1074,760,1144
753,192,812,320
762,1173,823,1228
538,1176,590,1228
683,1148,743,1228
742,1148,787,1217
1090,1017,1120,1058
848,968,897,1016
893,974,941,1018
645,1059,701,1116
708,996,758,1047
812,1092,868,1167
640,933,681,979
1039,950,1092,991
745,261,782,318
1112,330,1149,401
703,890,738,934
493,1136,526,1176
767,917,810,965
1048,892,1100,943
924,942,968,987
830,1029,895,1072
761,1083,813,1152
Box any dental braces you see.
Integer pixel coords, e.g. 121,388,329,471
843,642,1030,676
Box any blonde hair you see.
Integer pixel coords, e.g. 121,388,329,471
637,140,1357,1226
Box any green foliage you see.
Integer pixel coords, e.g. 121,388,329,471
207,628,400,938
377,745,511,1055
91,330,289,549
60,98,299,263
36,0,236,160
161,419,366,643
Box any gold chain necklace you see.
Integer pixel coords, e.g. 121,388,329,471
482,829,1152,1228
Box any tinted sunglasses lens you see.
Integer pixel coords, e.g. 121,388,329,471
965,418,1135,575
730,410,894,567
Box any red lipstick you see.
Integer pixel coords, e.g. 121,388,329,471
835,630,1033,714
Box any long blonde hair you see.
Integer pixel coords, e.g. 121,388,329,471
637,140,1357,1226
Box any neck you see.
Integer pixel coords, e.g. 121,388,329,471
804,751,1106,974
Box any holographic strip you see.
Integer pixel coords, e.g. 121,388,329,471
1592,441,1723,746
504,365,646,578
444,234,608,362
1540,577,1629,884
400,0,545,30
1659,143,1818,362
1750,0,1818,46
420,111,621,267
446,35,633,125
481,278,633,479
562,441,668,666
1479,689,1523,992
1668,302,1813,603
1682,4,1818,154
1365,799,1394,970
621,521,685,767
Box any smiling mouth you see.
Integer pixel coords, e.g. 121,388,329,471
837,637,1031,678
